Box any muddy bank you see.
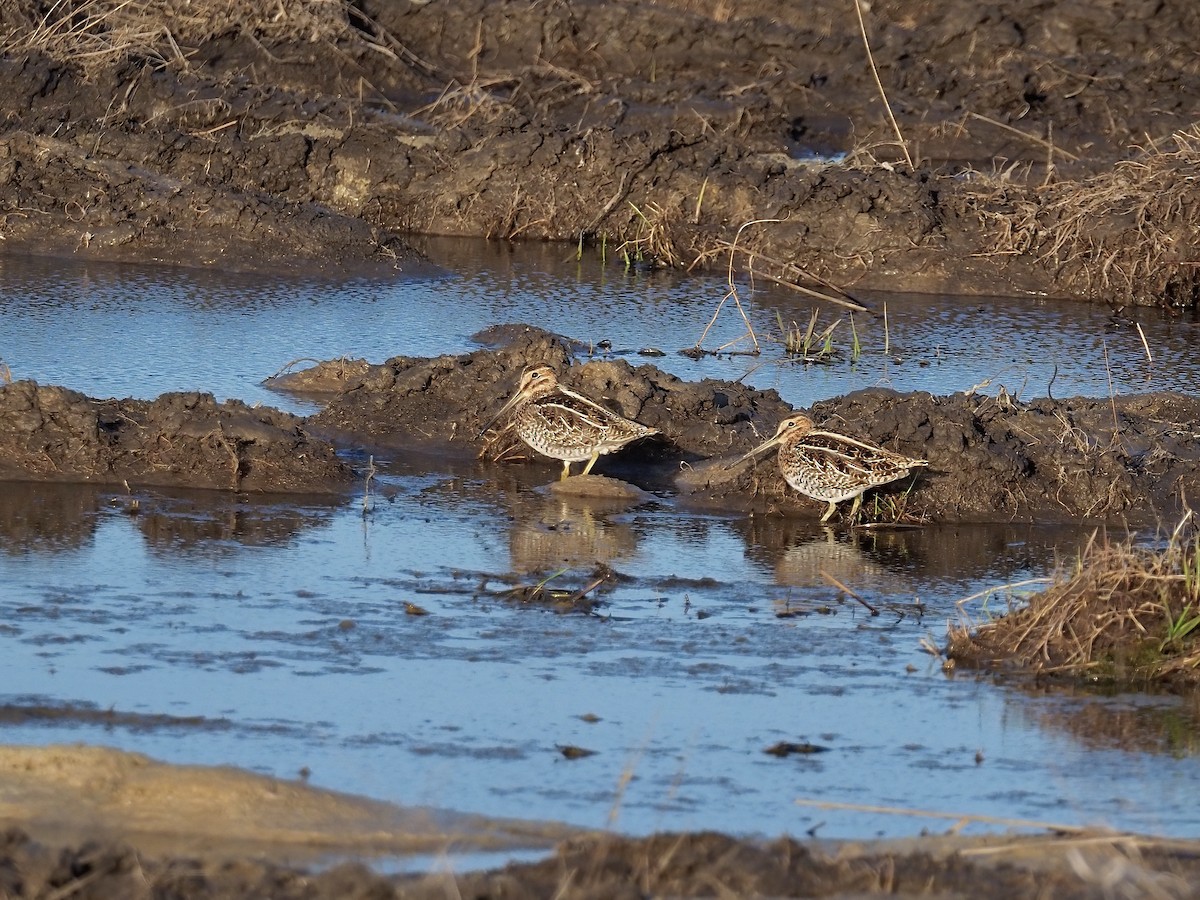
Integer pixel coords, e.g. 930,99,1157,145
4,743,1199,897
0,381,353,492
271,326,1200,526
4,822,1200,899
0,744,570,865
3,324,1197,522
2,1,1200,304
947,521,1200,686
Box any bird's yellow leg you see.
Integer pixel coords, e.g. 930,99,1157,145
580,452,600,476
847,493,863,525
560,460,573,480
820,501,837,523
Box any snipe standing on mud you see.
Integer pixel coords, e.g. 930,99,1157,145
479,366,659,480
728,413,928,523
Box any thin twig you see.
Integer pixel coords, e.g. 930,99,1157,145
713,242,872,313
967,112,1081,162
820,570,878,615
853,0,913,169
1135,321,1153,363
586,171,631,233
694,220,778,352
362,455,376,516
1102,338,1120,437
954,578,1054,614
739,268,870,312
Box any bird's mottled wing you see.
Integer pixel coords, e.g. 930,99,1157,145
538,394,617,433
797,431,918,484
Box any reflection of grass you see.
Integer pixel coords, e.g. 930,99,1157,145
1017,686,1200,759
950,514,1200,684
498,566,610,614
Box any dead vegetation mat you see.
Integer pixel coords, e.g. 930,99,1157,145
950,516,1200,684
3,0,1200,303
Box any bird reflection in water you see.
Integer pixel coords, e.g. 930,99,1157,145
509,496,640,575
738,518,921,619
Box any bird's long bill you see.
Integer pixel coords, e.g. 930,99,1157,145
725,432,785,470
478,390,524,438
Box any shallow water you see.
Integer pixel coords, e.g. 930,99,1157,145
2,243,1200,843
2,238,1197,413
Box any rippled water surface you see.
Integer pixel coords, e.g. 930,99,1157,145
2,242,1200,841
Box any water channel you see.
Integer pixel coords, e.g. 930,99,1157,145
2,239,1199,843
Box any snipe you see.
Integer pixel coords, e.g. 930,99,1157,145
729,413,927,522
480,366,658,479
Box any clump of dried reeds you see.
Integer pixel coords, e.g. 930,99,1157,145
1,0,349,74
966,126,1200,308
949,514,1200,683
615,200,686,270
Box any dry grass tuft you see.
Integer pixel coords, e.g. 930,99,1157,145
615,200,686,269
1,0,349,74
966,126,1200,307
949,514,1200,683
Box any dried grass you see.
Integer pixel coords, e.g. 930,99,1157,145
1,0,349,74
616,200,685,269
966,126,1200,307
950,514,1200,683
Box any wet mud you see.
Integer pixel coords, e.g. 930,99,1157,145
4,325,1199,522
5,817,1200,899
2,1,1200,304
0,382,353,492
276,325,1200,526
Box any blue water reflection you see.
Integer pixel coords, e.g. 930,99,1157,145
2,244,1200,841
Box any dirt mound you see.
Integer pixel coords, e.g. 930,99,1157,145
805,389,1200,524
6,326,1199,520
283,325,795,464
265,327,1200,525
948,520,1200,685
0,381,354,492
4,0,1200,302
667,385,1200,524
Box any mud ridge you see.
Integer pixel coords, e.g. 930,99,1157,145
3,1,1200,303
271,325,1200,525
0,381,354,492
4,325,1197,522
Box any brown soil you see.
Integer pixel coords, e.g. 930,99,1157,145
273,325,1200,526
2,1,1200,304
4,745,1200,899
0,382,352,492
3,323,1198,519
6,823,1200,899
